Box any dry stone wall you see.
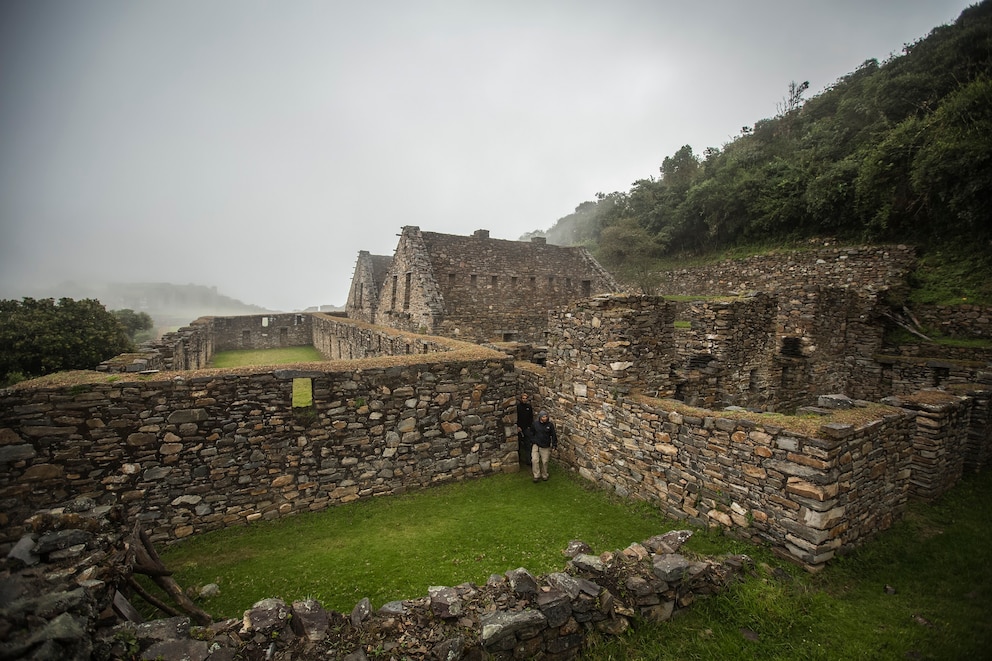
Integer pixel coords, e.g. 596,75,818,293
882,390,977,501
676,294,778,410
657,244,916,298
551,393,917,569
914,303,992,339
543,294,989,570
0,336,519,546
310,313,452,360
98,318,213,373
368,226,622,345
210,312,313,351
3,498,749,661
859,355,992,400
546,295,679,402
423,231,620,344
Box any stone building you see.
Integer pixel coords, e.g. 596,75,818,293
345,226,622,343
346,250,394,324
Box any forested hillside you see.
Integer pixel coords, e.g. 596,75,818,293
532,1,992,302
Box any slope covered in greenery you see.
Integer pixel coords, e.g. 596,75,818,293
534,1,992,304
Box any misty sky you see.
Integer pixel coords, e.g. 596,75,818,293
0,1,975,311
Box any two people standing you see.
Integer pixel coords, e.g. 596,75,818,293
516,393,558,482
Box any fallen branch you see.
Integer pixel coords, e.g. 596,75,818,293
130,524,213,626
127,576,181,619
880,310,932,342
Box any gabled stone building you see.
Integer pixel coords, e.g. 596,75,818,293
346,250,395,324
346,226,621,343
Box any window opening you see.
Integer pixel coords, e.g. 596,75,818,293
688,354,712,370
781,337,803,357
403,273,412,310
292,378,313,408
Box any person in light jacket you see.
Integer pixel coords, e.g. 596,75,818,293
530,411,558,482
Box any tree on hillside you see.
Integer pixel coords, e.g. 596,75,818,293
0,298,133,386
112,308,155,343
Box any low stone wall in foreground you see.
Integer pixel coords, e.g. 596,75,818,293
2,497,748,661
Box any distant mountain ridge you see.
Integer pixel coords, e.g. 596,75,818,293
41,281,272,330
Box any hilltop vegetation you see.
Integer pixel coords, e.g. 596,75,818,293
528,1,992,304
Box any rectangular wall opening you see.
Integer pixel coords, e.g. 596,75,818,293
292,378,313,408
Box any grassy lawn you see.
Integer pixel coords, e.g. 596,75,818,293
210,346,324,367
582,469,992,660
153,467,991,660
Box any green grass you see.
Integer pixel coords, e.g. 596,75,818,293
908,241,992,307
582,469,992,660
151,467,992,659
210,346,324,368
156,466,688,619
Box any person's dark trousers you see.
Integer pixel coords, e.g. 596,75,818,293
518,431,532,465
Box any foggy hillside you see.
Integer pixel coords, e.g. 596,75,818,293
20,281,274,331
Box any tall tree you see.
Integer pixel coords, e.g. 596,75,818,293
113,308,155,343
0,298,133,385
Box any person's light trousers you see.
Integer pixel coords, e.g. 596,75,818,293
531,445,551,479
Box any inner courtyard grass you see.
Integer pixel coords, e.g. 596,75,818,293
157,465,686,619
210,346,323,367
153,467,991,660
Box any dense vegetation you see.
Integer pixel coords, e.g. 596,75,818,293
0,297,134,386
529,1,992,303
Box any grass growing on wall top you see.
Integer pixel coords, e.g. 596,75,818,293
149,467,992,659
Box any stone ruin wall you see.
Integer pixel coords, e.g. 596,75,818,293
912,304,992,339
310,313,454,360
0,322,519,546
425,232,619,345
542,294,991,569
97,313,315,374
372,227,621,345
2,289,991,658
373,227,446,337
6,498,751,661
96,312,459,376
658,244,991,407
676,294,779,410
657,244,917,298
209,312,314,351
97,317,214,373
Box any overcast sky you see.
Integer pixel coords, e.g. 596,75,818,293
0,0,975,311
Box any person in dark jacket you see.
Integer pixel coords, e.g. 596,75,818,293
530,410,558,482
516,392,534,466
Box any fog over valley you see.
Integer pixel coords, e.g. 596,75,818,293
0,0,973,314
